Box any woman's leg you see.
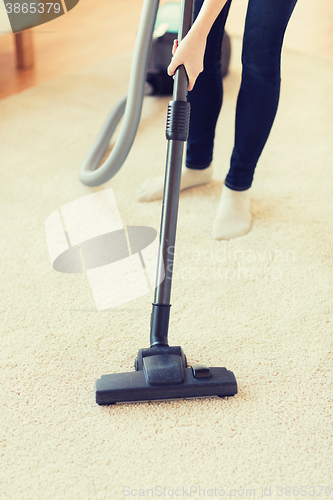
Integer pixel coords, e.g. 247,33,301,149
136,0,231,202
186,0,232,169
225,0,298,190
213,0,298,240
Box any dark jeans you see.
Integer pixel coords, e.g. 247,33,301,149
186,0,298,190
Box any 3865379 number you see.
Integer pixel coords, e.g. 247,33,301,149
5,3,61,14
277,486,332,496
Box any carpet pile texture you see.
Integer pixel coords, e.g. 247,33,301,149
0,38,332,499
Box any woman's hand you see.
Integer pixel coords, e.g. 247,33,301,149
167,31,207,91
167,0,229,91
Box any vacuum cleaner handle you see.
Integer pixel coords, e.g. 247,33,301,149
150,0,194,347
173,64,190,100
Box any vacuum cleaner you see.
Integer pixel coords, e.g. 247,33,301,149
95,0,237,405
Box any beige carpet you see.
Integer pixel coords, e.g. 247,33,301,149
1,37,333,499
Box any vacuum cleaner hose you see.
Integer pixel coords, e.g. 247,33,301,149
79,0,159,187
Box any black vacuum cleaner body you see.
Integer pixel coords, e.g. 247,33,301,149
95,0,237,405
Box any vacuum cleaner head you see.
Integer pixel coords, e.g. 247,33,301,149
96,346,237,405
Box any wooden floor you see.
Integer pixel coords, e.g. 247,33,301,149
0,0,333,100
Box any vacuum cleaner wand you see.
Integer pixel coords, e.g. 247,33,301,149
95,0,237,405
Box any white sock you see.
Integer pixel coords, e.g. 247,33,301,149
211,185,252,240
135,165,213,202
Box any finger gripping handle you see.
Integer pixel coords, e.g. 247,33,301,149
166,100,191,142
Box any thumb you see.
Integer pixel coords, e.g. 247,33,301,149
167,59,176,77
168,40,180,76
